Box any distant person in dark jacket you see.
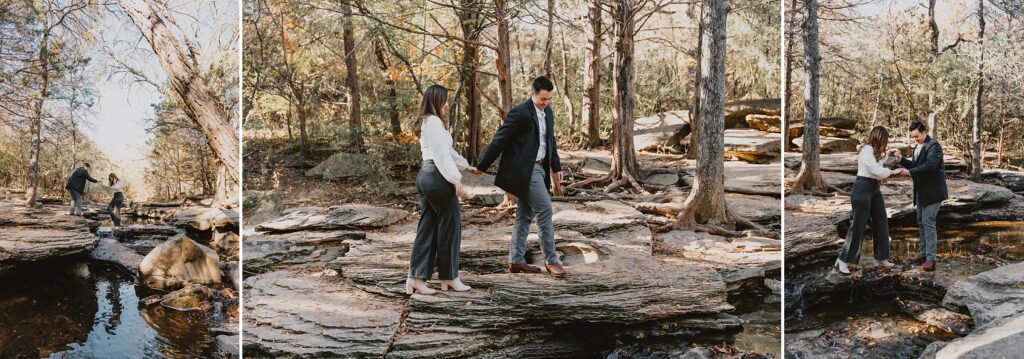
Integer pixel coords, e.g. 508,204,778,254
471,76,566,278
889,121,948,272
65,162,98,216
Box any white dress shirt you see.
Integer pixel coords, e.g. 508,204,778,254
111,180,123,192
857,145,892,180
419,115,470,184
535,106,547,161
913,143,923,161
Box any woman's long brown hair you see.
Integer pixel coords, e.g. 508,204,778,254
108,173,119,187
413,85,449,137
867,126,889,160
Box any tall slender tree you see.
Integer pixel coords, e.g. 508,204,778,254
971,0,985,180
789,0,829,194
582,1,603,148
342,1,363,150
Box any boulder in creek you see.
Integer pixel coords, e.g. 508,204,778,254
660,230,781,274
632,110,688,151
820,117,857,130
819,136,859,153
942,261,1024,327
0,201,99,273
918,315,1024,359
460,168,503,205
304,152,373,180
744,114,781,132
160,283,215,311
90,237,144,271
724,99,781,129
685,162,780,197
982,169,1024,192
132,204,239,233
551,200,647,235
139,234,223,290
255,205,408,233
242,190,283,231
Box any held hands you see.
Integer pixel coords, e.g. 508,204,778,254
466,167,483,175
893,168,910,177
888,148,902,157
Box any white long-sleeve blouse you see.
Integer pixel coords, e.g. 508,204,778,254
419,115,470,184
856,145,892,180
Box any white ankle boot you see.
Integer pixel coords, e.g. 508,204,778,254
405,278,436,295
440,278,471,292
879,259,895,268
835,258,851,275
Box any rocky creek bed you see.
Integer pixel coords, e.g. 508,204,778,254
783,157,1024,359
243,135,784,358
0,196,240,358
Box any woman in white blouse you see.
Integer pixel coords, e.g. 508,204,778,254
106,173,125,230
405,85,475,295
835,126,903,275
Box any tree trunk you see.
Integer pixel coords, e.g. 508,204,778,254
558,26,576,137
372,36,402,139
458,0,483,163
543,0,554,76
677,0,732,226
605,0,643,193
687,0,705,159
493,0,513,115
116,0,242,204
342,1,363,150
927,0,939,140
26,25,50,207
790,0,829,193
928,0,939,57
583,1,603,148
782,0,795,151
971,0,984,180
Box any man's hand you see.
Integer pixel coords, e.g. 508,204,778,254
893,168,909,177
555,171,564,183
467,167,483,175
888,148,902,157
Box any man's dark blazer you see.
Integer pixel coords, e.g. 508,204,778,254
65,167,98,193
899,135,948,207
475,98,562,198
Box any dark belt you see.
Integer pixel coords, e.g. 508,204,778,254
535,159,545,165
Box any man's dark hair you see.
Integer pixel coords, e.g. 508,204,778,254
909,121,927,133
83,162,91,168
532,76,554,93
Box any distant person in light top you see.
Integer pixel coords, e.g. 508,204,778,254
65,162,99,216
889,121,948,272
404,84,473,295
106,173,126,230
469,76,567,279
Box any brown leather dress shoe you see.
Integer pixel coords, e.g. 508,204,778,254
908,254,926,264
922,260,936,272
506,263,541,274
544,263,566,278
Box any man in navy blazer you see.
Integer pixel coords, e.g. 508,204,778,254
473,76,566,278
889,121,948,272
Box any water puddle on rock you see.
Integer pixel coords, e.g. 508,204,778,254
0,262,220,358
887,220,1024,262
